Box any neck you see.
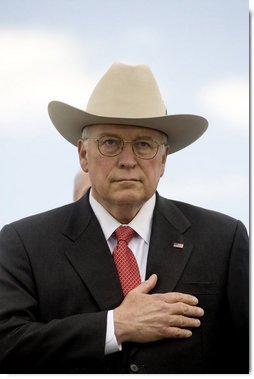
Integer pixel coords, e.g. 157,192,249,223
91,191,145,223
106,203,144,224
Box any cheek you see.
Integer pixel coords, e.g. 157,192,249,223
88,156,113,181
140,169,160,199
142,161,164,185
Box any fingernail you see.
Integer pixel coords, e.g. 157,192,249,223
192,296,198,304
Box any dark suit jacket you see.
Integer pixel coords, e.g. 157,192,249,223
0,192,249,374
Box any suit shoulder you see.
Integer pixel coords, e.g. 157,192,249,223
158,195,245,230
3,202,77,233
174,199,236,222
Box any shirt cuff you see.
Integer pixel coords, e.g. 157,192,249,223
105,310,122,355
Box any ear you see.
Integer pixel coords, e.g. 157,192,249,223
78,139,89,173
160,145,170,177
161,145,170,165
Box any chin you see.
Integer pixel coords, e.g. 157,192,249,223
112,190,147,205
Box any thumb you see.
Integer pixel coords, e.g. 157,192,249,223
134,274,158,294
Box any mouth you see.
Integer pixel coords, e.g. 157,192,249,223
113,179,140,183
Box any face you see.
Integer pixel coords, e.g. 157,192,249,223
78,124,169,213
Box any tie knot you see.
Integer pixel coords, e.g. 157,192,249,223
115,226,135,244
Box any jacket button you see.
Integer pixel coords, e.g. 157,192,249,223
130,363,139,373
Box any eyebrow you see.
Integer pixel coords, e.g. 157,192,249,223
97,133,157,140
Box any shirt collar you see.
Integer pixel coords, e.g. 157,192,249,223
89,191,156,244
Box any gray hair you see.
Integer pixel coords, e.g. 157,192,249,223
81,126,90,139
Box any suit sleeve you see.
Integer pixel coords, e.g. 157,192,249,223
227,220,249,371
0,224,107,373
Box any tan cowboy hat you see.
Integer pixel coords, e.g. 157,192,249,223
48,62,208,154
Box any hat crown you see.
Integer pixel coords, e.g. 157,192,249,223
48,61,208,153
86,63,166,118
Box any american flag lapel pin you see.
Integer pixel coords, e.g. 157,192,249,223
173,242,184,249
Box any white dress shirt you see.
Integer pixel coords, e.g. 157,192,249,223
89,191,156,354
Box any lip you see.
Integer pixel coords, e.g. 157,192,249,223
114,179,140,182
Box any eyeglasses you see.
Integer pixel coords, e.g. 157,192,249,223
84,136,166,160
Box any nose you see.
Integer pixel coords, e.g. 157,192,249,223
117,141,137,168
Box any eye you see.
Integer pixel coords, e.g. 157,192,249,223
100,137,119,146
135,140,153,149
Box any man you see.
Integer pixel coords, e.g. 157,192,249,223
0,63,248,374
73,170,91,201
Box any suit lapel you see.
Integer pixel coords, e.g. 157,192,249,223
61,193,193,309
146,195,193,293
63,193,123,311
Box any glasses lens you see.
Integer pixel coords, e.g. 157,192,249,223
98,136,122,156
133,139,158,159
97,136,159,159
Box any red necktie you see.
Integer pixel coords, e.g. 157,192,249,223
113,226,141,296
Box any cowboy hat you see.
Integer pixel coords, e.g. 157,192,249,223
48,62,208,154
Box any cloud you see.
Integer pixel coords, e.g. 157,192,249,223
0,28,96,133
197,77,249,133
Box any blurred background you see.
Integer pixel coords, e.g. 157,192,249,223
0,0,249,230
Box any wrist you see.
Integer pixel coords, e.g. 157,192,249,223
113,306,129,344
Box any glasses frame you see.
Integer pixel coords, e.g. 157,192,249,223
84,136,166,160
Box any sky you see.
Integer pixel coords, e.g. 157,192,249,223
0,0,249,232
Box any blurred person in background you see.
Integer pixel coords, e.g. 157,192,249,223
73,169,91,201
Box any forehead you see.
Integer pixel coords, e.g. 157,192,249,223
87,124,165,139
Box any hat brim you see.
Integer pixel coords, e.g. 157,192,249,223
48,101,208,154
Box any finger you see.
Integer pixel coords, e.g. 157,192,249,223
133,274,158,294
169,315,201,328
166,327,193,339
162,292,199,305
170,303,204,317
